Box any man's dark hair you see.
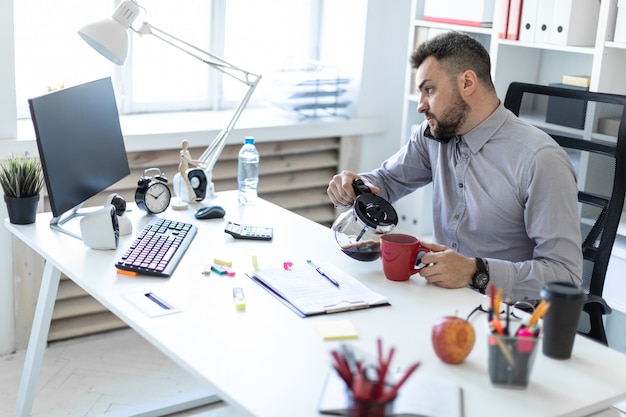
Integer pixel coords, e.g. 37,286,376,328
410,31,495,92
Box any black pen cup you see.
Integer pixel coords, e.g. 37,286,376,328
540,282,585,359
488,334,539,389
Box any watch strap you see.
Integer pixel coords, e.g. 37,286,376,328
472,257,490,293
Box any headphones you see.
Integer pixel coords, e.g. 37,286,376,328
105,193,127,216
105,193,132,236
79,194,132,250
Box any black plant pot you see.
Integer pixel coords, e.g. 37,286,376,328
4,194,39,225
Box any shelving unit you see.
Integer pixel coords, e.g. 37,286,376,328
397,0,626,240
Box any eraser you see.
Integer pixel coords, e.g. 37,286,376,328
211,264,227,275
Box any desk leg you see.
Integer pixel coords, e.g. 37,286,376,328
13,261,61,417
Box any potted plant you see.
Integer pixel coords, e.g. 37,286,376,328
0,153,44,224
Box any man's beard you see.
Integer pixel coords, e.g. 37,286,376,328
427,91,470,140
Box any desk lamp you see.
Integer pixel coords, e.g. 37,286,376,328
78,0,261,202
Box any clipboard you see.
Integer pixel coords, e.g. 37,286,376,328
247,264,390,317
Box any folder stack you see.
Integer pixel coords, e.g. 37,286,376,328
496,0,600,45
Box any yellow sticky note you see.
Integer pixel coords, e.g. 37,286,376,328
314,319,359,341
252,255,260,271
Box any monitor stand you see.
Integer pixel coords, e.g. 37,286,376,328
49,204,89,241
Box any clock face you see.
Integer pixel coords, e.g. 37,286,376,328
145,182,171,214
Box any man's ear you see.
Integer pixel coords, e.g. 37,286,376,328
460,70,478,97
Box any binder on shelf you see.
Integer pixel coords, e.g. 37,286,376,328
534,0,555,44
494,0,511,39
423,0,495,28
614,0,626,43
506,0,523,40
248,263,390,317
519,0,539,43
550,0,600,46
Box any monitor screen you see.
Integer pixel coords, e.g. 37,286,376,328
28,77,130,220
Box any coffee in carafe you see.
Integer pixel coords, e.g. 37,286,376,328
331,179,398,261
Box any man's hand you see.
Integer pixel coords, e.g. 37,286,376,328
418,242,476,289
327,171,380,207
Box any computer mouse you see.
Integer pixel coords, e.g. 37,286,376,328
194,205,226,220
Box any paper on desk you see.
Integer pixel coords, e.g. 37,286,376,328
314,319,359,340
250,263,389,316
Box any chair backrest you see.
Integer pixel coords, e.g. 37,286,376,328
504,82,626,344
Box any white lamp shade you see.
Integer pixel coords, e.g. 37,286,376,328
78,18,129,65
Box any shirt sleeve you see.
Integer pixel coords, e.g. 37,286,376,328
360,125,433,203
487,146,583,301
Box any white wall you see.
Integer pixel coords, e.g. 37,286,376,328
357,0,412,172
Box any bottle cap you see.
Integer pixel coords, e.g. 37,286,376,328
244,136,255,144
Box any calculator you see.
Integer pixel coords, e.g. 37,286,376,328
224,221,273,241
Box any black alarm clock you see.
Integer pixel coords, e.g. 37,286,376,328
135,168,172,214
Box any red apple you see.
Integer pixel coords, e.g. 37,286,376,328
431,315,475,364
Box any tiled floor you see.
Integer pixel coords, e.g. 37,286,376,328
0,328,237,417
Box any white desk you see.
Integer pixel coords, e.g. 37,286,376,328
8,191,626,417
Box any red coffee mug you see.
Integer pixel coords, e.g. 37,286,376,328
380,233,430,281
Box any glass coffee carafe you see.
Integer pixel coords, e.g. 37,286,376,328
331,179,398,261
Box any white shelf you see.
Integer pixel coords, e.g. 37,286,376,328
496,39,596,55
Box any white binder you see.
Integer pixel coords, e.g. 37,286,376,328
518,0,539,43
534,0,554,44
550,0,600,46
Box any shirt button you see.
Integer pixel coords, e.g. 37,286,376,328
462,153,469,160
453,214,460,220
451,243,458,249
458,183,464,188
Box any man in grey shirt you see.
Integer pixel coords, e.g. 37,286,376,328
327,32,582,302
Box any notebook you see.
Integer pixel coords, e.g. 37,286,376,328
248,263,390,317
318,369,463,417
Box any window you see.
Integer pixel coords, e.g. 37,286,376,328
14,0,326,117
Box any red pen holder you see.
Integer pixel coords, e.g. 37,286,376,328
488,334,539,389
347,394,396,417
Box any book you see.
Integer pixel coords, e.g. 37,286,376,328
562,74,591,88
318,369,463,417
249,263,390,317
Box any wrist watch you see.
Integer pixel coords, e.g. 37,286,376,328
471,257,490,294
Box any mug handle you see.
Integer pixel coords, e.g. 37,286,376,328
414,248,430,272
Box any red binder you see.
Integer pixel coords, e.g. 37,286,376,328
506,0,523,40
495,0,511,39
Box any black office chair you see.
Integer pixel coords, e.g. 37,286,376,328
504,82,626,345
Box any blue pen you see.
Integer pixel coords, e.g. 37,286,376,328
317,267,340,287
306,260,340,287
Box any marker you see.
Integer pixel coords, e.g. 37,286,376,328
233,287,246,311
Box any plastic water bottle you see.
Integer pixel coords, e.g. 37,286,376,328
237,136,259,206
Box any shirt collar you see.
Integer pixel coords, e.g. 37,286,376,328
462,101,507,154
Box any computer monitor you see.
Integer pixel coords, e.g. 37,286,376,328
28,77,130,234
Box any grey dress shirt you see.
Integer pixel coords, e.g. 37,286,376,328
361,103,583,301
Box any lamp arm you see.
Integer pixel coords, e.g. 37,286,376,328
136,22,259,86
198,76,260,170
134,21,262,173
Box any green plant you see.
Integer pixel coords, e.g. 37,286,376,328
0,153,44,198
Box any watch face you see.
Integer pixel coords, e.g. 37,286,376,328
475,273,489,289
145,182,171,213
